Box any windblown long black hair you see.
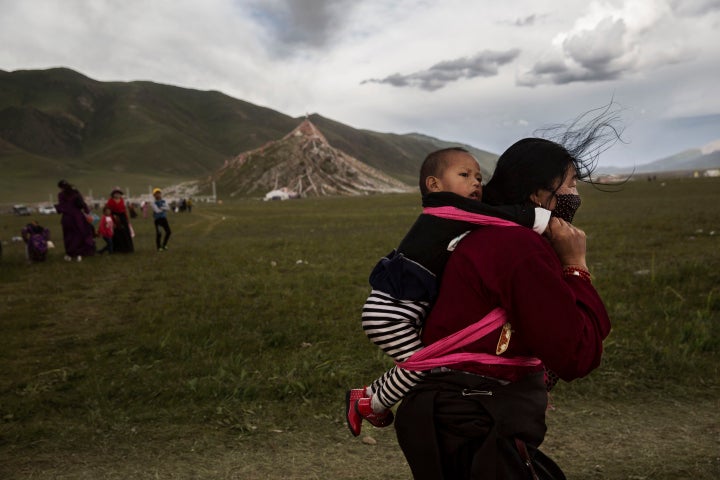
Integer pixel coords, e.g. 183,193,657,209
484,102,624,206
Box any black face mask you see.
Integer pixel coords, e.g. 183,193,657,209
551,193,581,223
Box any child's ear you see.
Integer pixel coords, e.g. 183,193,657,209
426,176,442,192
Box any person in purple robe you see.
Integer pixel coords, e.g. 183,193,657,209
54,180,96,262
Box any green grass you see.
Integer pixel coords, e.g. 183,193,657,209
1,179,719,479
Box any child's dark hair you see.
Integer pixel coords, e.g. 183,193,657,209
419,147,471,195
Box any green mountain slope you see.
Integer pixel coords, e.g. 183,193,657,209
0,67,498,203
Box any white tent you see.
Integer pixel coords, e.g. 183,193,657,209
264,187,299,201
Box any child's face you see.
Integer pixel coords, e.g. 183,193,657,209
429,152,483,200
103,208,111,216
153,192,162,200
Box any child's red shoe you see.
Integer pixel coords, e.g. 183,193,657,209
355,397,394,428
345,388,367,437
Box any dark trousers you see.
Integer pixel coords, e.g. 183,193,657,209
98,236,114,254
154,217,171,249
395,371,562,480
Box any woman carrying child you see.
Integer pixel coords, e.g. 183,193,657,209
393,107,620,479
346,147,550,436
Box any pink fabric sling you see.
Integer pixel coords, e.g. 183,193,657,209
397,307,541,370
396,206,541,372
422,206,523,228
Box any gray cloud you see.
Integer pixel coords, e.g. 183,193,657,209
563,17,627,72
520,17,629,87
249,0,356,51
669,0,720,15
529,60,568,75
518,64,621,87
362,49,520,91
514,14,537,26
497,13,547,27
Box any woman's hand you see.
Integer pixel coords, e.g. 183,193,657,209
544,217,588,269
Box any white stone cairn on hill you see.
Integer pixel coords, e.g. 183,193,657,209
198,119,413,198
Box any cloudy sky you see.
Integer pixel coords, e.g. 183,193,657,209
2,0,720,169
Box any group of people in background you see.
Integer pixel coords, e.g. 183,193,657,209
17,181,176,263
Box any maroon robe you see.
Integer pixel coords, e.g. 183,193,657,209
55,189,96,257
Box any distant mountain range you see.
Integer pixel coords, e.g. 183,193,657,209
0,68,717,203
0,68,495,201
602,140,720,175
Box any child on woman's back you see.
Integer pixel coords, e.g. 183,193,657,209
346,147,551,436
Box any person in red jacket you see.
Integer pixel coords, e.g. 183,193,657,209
105,187,134,253
96,206,115,255
394,113,620,479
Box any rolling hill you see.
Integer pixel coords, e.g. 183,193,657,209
0,67,496,203
5,67,714,205
601,139,720,176
626,146,720,174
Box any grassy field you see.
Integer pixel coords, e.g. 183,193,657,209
1,178,718,479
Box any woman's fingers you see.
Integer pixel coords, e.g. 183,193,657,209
546,217,587,267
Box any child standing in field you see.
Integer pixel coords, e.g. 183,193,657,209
21,220,51,262
152,188,172,252
346,147,551,436
97,207,115,255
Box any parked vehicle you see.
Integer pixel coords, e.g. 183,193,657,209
12,205,31,216
38,205,57,214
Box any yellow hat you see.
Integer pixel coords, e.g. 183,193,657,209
152,188,162,195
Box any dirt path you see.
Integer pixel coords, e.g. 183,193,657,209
2,396,717,479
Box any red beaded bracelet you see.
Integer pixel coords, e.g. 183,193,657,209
562,266,592,282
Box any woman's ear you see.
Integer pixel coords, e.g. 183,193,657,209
425,176,442,192
529,190,544,208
